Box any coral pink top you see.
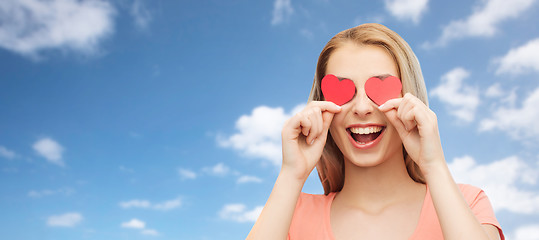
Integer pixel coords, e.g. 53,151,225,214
288,184,504,240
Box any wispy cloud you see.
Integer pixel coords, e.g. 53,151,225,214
430,68,479,122
218,104,305,166
511,224,539,240
479,87,539,141
121,218,145,229
178,168,197,180
202,162,232,176
237,175,263,184
384,0,429,24
271,0,294,25
28,187,75,198
423,0,537,48
152,197,182,211
130,0,152,30
0,146,16,159
121,218,160,236
33,138,65,167
119,196,182,211
299,28,314,40
119,199,151,209
0,0,116,59
219,204,263,222
494,38,539,75
119,165,135,173
47,212,83,227
449,155,539,214
141,229,160,236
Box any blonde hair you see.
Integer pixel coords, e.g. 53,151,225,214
309,23,428,195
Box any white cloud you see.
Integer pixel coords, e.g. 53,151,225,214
119,199,151,209
47,212,83,227
218,104,304,166
141,229,159,236
152,197,182,211
495,38,539,75
0,146,16,159
0,0,116,59
178,168,197,180
430,68,479,122
484,83,504,98
119,165,134,173
28,187,74,198
130,0,151,30
121,218,145,229
121,218,160,236
203,162,231,176
384,0,429,24
448,155,539,214
119,197,182,211
423,0,537,48
299,28,313,39
271,0,293,25
219,204,263,223
512,224,539,240
33,138,65,166
479,87,539,140
237,175,263,184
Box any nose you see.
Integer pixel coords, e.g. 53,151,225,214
350,86,375,116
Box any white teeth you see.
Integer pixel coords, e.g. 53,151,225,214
349,126,383,134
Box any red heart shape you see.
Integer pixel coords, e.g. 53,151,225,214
321,74,356,106
364,76,402,106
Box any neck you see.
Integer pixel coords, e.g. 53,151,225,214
337,151,422,211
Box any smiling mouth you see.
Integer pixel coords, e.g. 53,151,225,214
347,126,385,145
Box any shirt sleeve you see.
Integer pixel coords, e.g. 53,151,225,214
460,184,505,240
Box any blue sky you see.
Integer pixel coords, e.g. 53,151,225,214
1,0,539,239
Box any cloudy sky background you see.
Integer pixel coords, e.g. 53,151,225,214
1,0,539,239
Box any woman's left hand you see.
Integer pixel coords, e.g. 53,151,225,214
378,93,445,172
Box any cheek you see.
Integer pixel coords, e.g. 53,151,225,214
328,114,346,144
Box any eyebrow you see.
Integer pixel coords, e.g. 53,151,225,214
335,74,393,81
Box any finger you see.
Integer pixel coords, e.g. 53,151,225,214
299,115,312,137
306,113,320,144
313,110,324,144
321,111,335,131
397,98,415,131
378,98,403,112
402,109,417,131
382,109,408,137
314,101,342,114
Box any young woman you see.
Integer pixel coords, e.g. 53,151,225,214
247,23,504,240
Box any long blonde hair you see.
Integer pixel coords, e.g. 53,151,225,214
309,23,428,195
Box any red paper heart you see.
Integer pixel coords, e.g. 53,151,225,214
321,74,356,106
364,76,402,106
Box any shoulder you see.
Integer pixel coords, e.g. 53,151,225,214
294,192,333,213
456,183,488,206
289,192,335,239
457,183,482,197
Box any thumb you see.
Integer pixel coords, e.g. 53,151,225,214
382,108,408,138
321,111,335,131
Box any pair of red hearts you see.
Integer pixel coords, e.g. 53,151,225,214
321,74,402,106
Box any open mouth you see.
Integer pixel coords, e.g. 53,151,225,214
347,126,385,145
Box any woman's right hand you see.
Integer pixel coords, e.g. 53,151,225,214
281,101,341,182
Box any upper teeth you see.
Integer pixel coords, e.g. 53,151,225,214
349,126,383,134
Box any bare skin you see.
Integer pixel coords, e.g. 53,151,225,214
246,43,501,240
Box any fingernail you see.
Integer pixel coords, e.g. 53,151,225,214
378,103,385,109
310,139,315,145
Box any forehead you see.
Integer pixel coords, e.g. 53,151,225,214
326,43,398,80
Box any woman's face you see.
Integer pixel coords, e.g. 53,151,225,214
327,42,403,167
